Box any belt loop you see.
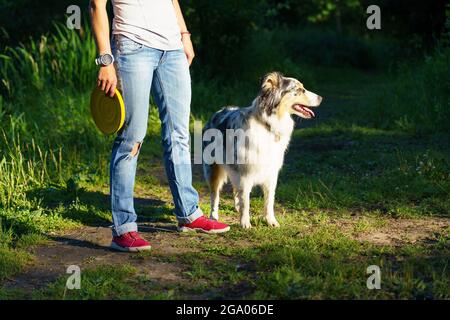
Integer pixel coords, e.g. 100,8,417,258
159,50,167,65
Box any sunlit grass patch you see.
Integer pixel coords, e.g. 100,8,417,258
0,247,32,282
34,264,138,300
32,264,179,300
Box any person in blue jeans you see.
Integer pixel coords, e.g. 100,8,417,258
90,0,230,252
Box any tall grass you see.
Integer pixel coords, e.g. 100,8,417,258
0,23,106,240
0,23,97,97
0,22,109,172
0,129,63,208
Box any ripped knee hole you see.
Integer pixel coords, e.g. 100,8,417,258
130,142,142,157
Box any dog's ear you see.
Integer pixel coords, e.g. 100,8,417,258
261,72,283,91
259,72,284,115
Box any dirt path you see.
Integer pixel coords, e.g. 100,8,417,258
3,223,192,294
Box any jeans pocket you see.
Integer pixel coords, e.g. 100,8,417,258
116,35,144,56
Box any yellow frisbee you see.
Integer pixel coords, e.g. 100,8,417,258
90,86,126,135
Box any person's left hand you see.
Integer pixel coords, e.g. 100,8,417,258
181,34,195,66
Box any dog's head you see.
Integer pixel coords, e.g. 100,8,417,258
257,71,322,119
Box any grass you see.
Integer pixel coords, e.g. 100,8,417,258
277,128,449,217
367,47,450,134
0,23,448,299
35,264,139,300
147,211,448,299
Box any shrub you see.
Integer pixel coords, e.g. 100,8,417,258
369,46,450,134
278,27,398,70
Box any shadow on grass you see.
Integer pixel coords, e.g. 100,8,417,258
48,235,112,251
44,223,179,251
272,125,450,217
25,186,173,227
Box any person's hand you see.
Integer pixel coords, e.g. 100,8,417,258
181,34,195,66
97,64,117,97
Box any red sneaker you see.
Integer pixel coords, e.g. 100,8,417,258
110,231,152,252
178,216,230,234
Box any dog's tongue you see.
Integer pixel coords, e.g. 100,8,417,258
293,104,315,118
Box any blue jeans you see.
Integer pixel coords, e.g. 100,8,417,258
110,35,202,236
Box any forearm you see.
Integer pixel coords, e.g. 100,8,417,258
90,0,116,96
89,0,111,54
173,0,195,65
172,0,189,33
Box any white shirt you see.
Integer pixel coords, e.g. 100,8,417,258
111,0,183,51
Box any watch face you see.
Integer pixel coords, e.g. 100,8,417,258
101,54,113,65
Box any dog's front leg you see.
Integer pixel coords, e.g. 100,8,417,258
238,188,252,228
263,180,280,227
233,187,240,213
210,191,220,221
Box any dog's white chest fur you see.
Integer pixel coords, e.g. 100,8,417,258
243,116,294,184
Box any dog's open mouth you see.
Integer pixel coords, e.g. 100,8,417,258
292,104,315,118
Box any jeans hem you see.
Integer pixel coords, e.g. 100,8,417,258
177,206,203,224
113,222,138,237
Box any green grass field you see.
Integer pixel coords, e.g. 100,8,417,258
0,25,449,300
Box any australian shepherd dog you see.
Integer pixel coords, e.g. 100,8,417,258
202,72,323,228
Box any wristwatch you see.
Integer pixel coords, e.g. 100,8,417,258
95,53,114,66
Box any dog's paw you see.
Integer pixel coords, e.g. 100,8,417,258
266,217,280,227
240,220,252,229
